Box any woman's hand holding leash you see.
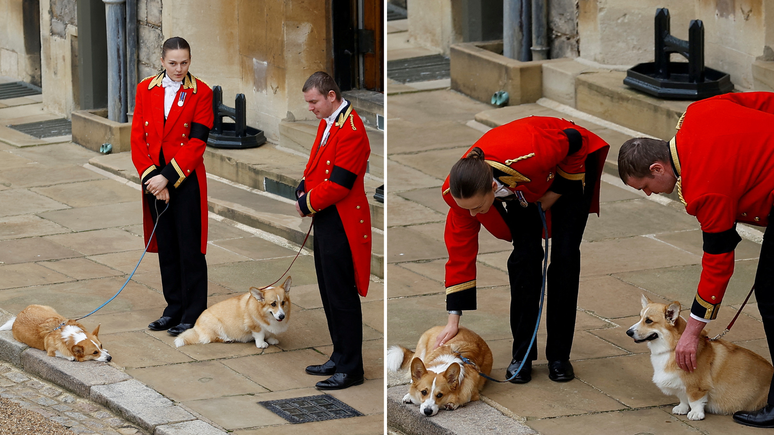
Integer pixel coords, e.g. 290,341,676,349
537,191,561,211
435,313,460,349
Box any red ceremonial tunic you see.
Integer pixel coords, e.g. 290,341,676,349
442,116,609,310
130,72,213,254
672,92,774,320
297,102,372,296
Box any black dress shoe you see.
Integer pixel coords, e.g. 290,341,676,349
505,359,532,384
315,373,364,390
167,323,194,336
306,360,336,376
148,316,178,331
733,405,774,428
548,360,575,382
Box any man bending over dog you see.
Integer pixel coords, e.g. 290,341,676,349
618,91,774,428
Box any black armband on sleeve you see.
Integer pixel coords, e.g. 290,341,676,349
330,165,357,190
703,227,742,254
190,122,210,143
563,128,582,156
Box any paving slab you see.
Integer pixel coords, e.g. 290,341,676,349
386,119,483,155
0,189,68,217
0,237,80,265
38,257,125,280
31,179,138,208
0,215,69,240
39,201,143,232
527,407,700,435
387,158,443,193
156,420,226,435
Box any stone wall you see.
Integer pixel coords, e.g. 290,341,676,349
40,0,78,116
550,0,579,59
0,0,35,83
137,0,164,80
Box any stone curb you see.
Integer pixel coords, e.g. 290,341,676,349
0,309,225,434
387,385,537,435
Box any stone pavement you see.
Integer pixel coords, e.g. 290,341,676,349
385,87,771,433
0,83,384,433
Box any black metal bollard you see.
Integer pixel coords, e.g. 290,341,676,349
208,86,266,149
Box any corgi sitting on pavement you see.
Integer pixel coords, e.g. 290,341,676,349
627,295,773,421
0,305,111,362
175,276,292,349
387,325,493,416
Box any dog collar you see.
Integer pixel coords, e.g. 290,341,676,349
51,321,67,332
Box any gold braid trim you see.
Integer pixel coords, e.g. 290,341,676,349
504,153,535,165
670,137,686,206
675,111,687,130
171,159,186,188
443,187,451,195
335,105,354,128
349,114,357,130
446,280,476,295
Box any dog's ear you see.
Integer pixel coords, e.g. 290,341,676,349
91,324,101,338
71,345,84,359
410,358,427,381
282,276,292,293
444,363,461,389
665,301,681,325
641,294,652,308
249,287,266,302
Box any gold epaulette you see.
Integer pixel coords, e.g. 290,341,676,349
147,72,165,89
335,105,354,129
443,187,450,195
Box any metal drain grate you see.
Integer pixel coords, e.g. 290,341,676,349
0,81,42,100
8,118,72,139
259,394,362,424
387,54,451,83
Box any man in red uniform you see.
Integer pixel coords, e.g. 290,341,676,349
437,116,609,383
618,92,774,428
295,71,371,390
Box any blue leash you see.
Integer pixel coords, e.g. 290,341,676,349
53,200,170,330
464,202,549,383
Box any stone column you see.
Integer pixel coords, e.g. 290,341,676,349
104,0,127,122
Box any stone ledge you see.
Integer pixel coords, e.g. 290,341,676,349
752,60,774,91
450,41,555,107
20,348,131,398
387,385,537,435
155,420,226,435
575,71,690,140
91,379,196,433
72,109,131,154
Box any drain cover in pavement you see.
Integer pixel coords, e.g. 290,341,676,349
0,81,42,100
7,118,72,139
387,54,451,83
259,394,362,424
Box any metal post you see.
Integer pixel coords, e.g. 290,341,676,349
104,0,127,122
503,0,522,60
235,94,246,137
530,0,548,60
212,86,223,133
688,20,705,83
126,0,137,114
654,8,670,78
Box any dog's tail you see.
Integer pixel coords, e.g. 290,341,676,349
386,345,414,371
173,328,200,348
0,317,15,331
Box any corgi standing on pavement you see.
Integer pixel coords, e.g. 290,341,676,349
627,295,773,420
0,305,111,362
174,276,292,348
387,326,493,416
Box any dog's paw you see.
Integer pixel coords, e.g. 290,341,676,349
687,409,705,421
255,341,269,349
267,337,279,345
444,403,459,411
402,393,413,404
672,403,689,415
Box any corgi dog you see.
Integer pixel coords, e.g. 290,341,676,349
0,305,111,362
175,276,291,348
627,295,773,420
386,325,493,416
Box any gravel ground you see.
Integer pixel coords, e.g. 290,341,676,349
0,362,146,435
0,397,73,435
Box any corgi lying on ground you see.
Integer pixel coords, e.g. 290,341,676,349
175,276,292,348
387,325,493,416
0,305,111,362
627,295,773,420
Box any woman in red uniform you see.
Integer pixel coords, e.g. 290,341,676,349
130,37,213,336
436,117,608,383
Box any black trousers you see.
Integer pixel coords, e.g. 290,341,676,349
145,170,208,324
313,206,364,377
754,211,774,404
504,161,597,363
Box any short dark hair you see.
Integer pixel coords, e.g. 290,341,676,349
162,37,191,59
449,147,493,199
618,137,671,182
302,71,341,101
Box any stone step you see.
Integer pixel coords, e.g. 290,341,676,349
88,150,384,279
278,120,384,180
